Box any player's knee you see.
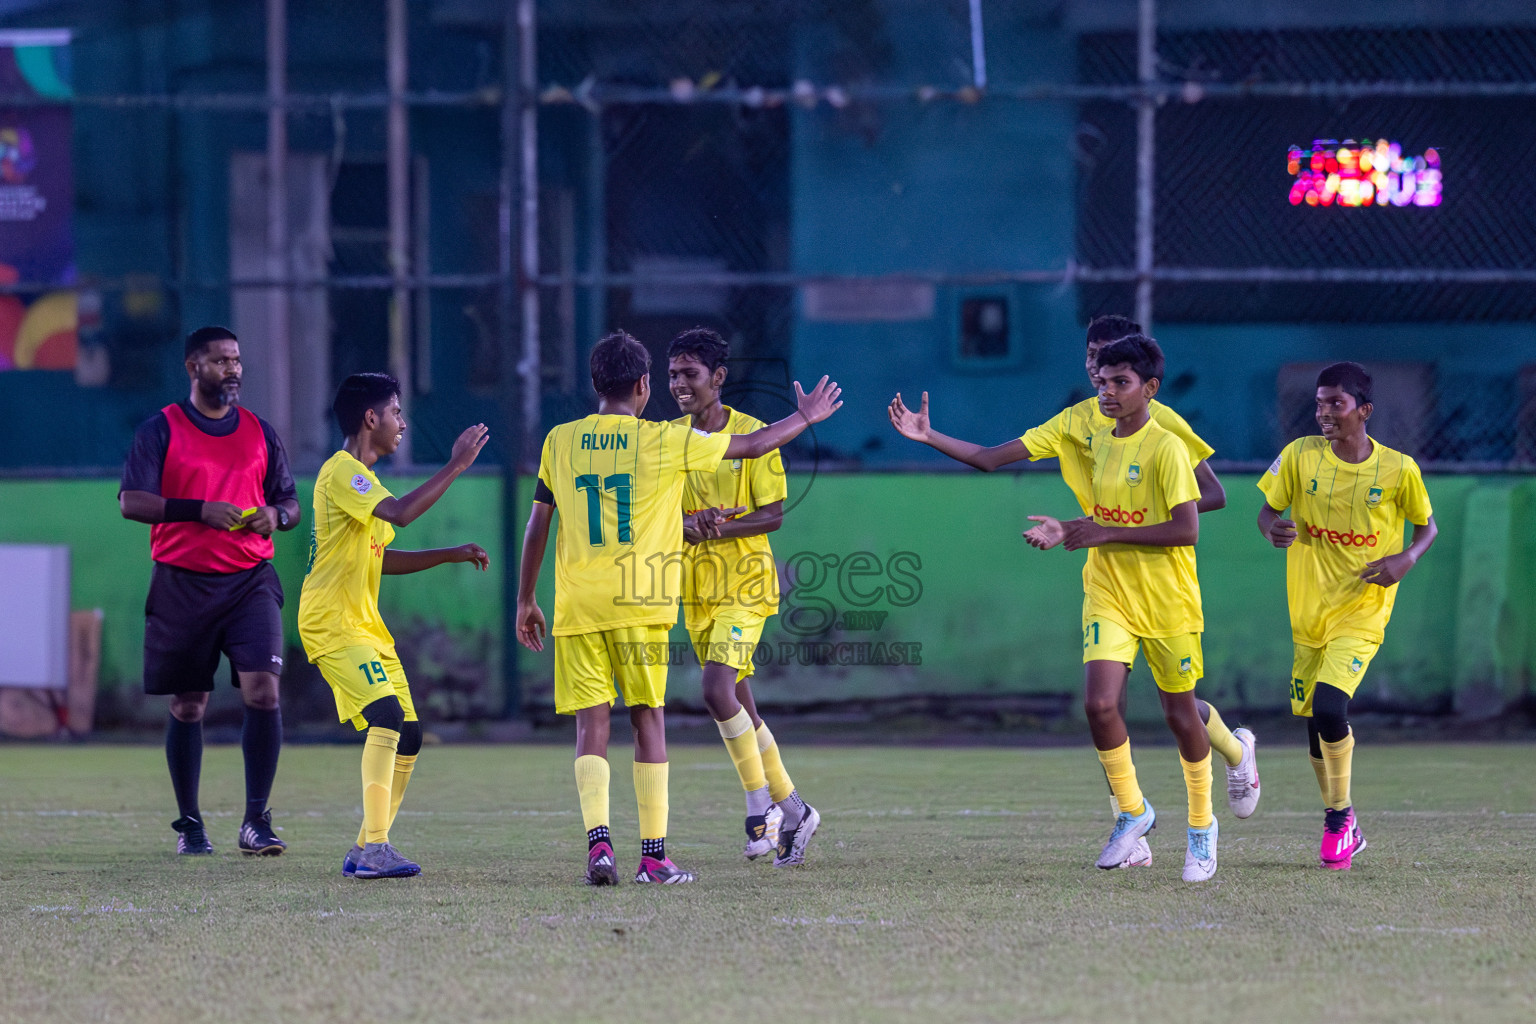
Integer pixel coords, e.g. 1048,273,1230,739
1312,683,1351,742
239,673,281,711
397,719,423,757
360,696,406,734
700,674,738,719
1083,692,1120,724
169,693,208,722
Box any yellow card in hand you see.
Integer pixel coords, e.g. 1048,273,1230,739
229,507,260,531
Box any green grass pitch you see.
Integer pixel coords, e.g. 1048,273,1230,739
2,741,1533,1023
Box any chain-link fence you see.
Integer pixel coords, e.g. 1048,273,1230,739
2,1,1534,471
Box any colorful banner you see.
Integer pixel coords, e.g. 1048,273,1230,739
0,29,73,371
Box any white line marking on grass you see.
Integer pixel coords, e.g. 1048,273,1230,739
772,916,896,927
1357,925,1482,936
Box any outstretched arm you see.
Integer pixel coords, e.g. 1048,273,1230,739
373,424,490,527
515,501,555,651
1194,461,1227,513
887,391,1030,471
382,544,489,575
723,377,843,461
1360,516,1438,587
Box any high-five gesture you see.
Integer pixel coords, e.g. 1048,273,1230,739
795,376,843,425
887,391,932,443
450,423,491,472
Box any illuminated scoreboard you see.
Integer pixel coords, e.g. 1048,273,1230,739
1287,140,1442,207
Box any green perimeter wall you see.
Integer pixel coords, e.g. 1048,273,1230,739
1,472,1529,724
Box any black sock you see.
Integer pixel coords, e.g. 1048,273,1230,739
165,716,203,821
641,837,666,859
587,825,610,850
241,706,283,822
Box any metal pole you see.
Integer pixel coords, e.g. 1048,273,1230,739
1134,0,1156,332
387,0,413,463
265,0,291,443
968,0,988,91
498,1,522,719
517,0,540,462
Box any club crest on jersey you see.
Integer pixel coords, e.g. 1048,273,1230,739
730,625,743,640
731,459,743,472
351,474,372,494
1365,486,1383,508
1349,656,1364,674
1126,462,1142,486
1179,656,1192,674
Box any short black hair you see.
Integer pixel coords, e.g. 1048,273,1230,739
333,372,401,437
1095,334,1165,385
590,330,651,398
1316,361,1373,407
185,325,237,359
667,327,729,373
1085,314,1142,347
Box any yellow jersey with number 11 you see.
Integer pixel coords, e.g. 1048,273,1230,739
536,414,732,636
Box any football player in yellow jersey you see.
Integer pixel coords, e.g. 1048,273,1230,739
1021,336,1222,881
515,331,841,885
1257,362,1437,870
886,315,1259,869
299,373,490,880
666,328,819,867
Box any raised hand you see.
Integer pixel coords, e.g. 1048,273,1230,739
887,391,931,443
1266,517,1298,549
794,376,844,425
450,423,491,471
454,543,490,570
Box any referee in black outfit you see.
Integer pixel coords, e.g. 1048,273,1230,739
119,326,302,855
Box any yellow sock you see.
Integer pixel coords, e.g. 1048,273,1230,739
718,708,768,792
1181,751,1214,828
356,752,418,848
633,761,669,841
1202,703,1243,767
756,722,795,803
574,754,611,834
361,727,400,845
1096,740,1145,816
1321,730,1355,810
1310,754,1330,807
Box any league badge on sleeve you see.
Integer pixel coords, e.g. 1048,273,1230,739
352,474,372,494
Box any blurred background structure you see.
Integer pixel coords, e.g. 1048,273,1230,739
1,0,1534,731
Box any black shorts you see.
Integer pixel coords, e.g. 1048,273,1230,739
143,561,285,695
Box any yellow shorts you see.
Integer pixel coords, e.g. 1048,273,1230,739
689,613,766,682
314,645,417,731
1288,637,1379,716
554,624,670,715
1083,617,1203,693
